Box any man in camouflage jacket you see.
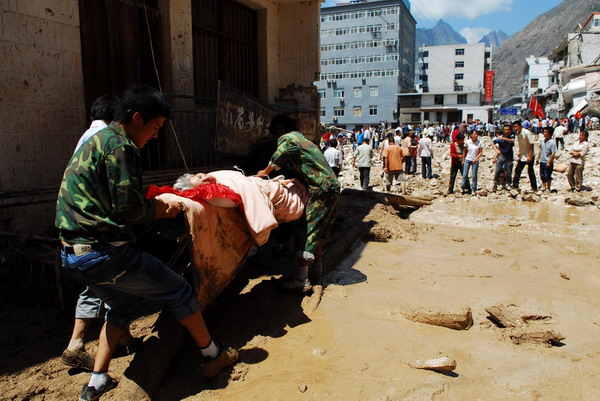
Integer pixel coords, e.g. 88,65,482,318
56,86,237,401
258,114,340,294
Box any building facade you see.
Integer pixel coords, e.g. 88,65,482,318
399,42,492,124
0,0,322,233
548,12,600,117
317,0,416,128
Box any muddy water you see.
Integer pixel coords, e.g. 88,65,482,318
412,198,600,238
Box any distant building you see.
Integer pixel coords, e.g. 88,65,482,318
548,12,600,117
317,0,416,128
400,42,493,124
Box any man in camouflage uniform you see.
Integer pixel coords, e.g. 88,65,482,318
56,86,237,401
258,114,340,294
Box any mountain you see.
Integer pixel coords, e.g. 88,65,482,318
416,19,467,48
478,31,509,48
493,0,598,99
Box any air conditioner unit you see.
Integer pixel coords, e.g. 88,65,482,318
339,97,345,102
392,109,397,114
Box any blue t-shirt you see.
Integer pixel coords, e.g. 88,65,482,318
539,138,557,163
357,132,364,145
493,135,515,159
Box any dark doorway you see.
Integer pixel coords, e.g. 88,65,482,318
448,111,462,123
78,0,165,170
192,0,258,100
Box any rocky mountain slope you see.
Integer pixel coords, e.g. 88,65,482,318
479,31,509,48
416,19,467,48
493,0,598,99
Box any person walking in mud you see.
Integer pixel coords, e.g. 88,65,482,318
512,120,538,191
448,133,465,194
492,124,515,191
257,114,340,294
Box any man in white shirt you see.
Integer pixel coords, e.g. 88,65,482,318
353,138,373,189
324,138,342,176
74,95,120,152
418,133,433,179
553,123,567,150
512,120,538,191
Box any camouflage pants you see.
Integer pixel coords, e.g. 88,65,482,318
295,189,340,260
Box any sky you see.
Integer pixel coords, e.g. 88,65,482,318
321,0,565,43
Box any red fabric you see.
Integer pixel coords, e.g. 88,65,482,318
146,183,244,208
450,142,462,165
529,97,545,119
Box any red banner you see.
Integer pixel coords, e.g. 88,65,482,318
484,70,495,102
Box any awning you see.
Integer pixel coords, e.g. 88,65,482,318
568,98,588,117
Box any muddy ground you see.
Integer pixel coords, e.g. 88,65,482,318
2,132,600,401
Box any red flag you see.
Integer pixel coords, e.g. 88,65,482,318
529,97,545,119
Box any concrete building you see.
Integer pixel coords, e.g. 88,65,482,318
317,0,416,128
0,0,322,233
548,12,600,116
523,56,554,98
399,42,493,124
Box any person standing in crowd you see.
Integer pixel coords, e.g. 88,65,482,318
554,121,566,150
448,133,465,194
418,132,433,179
324,138,342,177
512,120,538,191
566,130,590,192
57,86,238,401
258,114,340,294
461,130,483,194
353,137,373,190
537,127,557,192
401,131,413,173
492,124,515,191
382,132,407,194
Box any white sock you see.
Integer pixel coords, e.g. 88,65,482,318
88,371,108,390
200,340,219,359
67,338,84,351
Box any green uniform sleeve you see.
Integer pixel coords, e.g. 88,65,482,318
269,135,299,170
106,146,155,225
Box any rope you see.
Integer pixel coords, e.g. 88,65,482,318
142,0,190,172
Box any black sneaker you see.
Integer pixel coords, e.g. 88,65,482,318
78,377,117,401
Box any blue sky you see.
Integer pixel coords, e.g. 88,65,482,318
321,0,564,43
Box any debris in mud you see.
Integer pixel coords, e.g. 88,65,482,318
297,383,308,393
413,356,457,372
452,237,464,243
565,197,594,207
560,273,571,280
301,285,323,315
485,304,524,328
509,330,565,347
404,307,473,330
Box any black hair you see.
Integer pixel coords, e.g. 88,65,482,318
114,85,171,124
581,130,589,140
270,114,298,137
513,120,523,127
503,123,512,130
542,126,554,135
90,95,119,121
456,133,465,141
329,138,338,148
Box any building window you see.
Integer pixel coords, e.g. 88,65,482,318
369,105,378,115
457,94,467,104
455,85,464,92
530,79,539,88
455,48,464,55
411,113,421,122
353,106,362,117
594,17,600,27
422,63,428,70
455,73,464,80
320,108,326,117
455,61,464,68
423,112,430,121
334,89,345,98
370,86,379,97
434,95,444,105
319,90,326,99
334,107,345,117
420,50,429,58
353,87,362,98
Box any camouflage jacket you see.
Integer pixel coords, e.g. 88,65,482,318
269,131,340,196
55,122,155,244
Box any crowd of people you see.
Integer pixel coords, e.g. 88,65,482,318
322,117,593,195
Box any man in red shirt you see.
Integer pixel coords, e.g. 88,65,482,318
448,133,465,194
